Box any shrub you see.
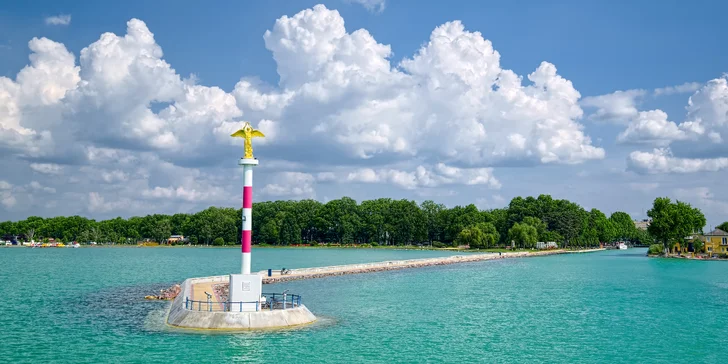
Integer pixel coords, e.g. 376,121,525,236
432,241,445,248
648,244,663,255
213,237,225,246
371,241,379,247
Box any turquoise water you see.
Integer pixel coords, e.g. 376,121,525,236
1,248,727,363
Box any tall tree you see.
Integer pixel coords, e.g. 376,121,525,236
716,222,728,232
647,197,705,255
522,216,547,241
610,212,636,241
508,222,538,249
455,222,499,249
421,200,446,244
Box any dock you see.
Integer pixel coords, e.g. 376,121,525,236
259,248,605,284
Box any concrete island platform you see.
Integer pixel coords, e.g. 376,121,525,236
166,275,317,331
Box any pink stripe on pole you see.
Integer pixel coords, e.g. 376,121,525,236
242,230,251,253
243,186,253,209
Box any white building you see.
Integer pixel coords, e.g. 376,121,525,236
536,241,558,250
634,219,651,230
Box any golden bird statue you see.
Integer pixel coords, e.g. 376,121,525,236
231,122,265,159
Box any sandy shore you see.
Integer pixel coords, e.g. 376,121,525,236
260,248,605,284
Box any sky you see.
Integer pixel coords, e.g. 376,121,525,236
1,0,727,229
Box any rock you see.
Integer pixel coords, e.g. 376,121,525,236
145,284,181,300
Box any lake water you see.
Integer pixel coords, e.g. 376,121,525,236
1,247,727,363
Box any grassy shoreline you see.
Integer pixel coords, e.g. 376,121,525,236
1,243,595,254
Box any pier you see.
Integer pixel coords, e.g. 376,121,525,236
259,248,606,284
167,248,604,330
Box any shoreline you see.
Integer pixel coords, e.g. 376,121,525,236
647,254,728,261
1,244,607,254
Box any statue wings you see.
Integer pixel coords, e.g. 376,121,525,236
230,128,265,138
230,129,246,138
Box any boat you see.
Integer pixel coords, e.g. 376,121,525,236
617,242,628,250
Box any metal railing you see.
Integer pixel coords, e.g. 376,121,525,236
184,292,302,312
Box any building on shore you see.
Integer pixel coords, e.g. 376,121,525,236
702,228,728,256
670,229,728,256
167,235,186,244
536,242,558,250
634,219,651,230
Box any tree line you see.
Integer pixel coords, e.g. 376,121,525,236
0,194,663,249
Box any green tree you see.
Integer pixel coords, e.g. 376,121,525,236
317,197,360,244
278,211,301,245
421,200,446,244
190,207,236,245
455,226,484,248
508,222,538,249
547,201,584,248
610,212,636,242
647,197,706,255
387,199,426,245
295,199,323,243
259,219,280,244
0,194,660,253
454,222,499,249
586,208,616,245
359,199,390,245
717,222,728,232
522,216,547,241
477,222,499,248
691,238,704,254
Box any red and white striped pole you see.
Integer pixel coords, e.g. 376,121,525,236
240,158,258,274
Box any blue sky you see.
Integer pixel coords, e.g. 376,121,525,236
1,0,727,229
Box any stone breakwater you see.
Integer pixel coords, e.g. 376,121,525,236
260,248,605,284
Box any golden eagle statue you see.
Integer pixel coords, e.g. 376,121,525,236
230,122,265,159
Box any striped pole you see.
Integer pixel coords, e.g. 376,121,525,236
241,161,255,274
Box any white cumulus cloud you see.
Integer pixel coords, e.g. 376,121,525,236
581,89,646,124
249,6,603,166
260,172,316,198
617,110,690,146
654,82,702,96
623,76,728,174
628,148,728,174
347,0,386,12
0,5,619,219
30,163,64,175
28,181,56,193
347,163,500,190
45,15,71,26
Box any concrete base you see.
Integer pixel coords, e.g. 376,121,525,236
229,273,262,312
166,275,317,330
